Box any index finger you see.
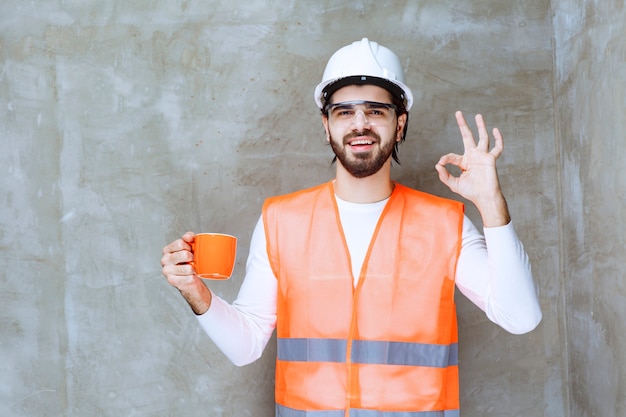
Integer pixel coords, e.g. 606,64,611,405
455,111,477,150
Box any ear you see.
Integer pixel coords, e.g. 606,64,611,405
396,113,408,142
322,114,331,142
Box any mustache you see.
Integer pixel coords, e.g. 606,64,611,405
343,130,381,144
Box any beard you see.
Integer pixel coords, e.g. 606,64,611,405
329,129,396,178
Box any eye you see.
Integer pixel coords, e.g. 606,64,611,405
366,107,388,117
333,107,355,117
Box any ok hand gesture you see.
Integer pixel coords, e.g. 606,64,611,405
435,111,511,227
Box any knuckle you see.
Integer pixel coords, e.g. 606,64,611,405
174,250,192,265
162,263,196,286
161,263,174,277
171,239,183,251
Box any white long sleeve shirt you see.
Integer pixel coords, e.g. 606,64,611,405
197,195,542,366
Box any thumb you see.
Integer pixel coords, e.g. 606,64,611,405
182,231,196,243
435,162,452,186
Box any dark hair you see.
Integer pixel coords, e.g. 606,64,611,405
390,94,409,164
321,77,410,164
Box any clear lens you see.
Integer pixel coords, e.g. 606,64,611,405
325,100,397,125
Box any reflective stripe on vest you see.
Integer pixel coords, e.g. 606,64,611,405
278,338,458,368
276,404,460,417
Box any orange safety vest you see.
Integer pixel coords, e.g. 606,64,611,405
263,181,464,417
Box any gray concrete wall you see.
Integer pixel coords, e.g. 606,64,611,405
552,1,626,416
1,1,565,416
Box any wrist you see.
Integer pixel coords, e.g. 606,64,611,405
179,277,213,315
476,196,511,227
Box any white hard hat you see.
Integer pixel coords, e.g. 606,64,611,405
314,38,413,111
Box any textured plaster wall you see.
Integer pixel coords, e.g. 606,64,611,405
1,1,564,416
552,1,626,416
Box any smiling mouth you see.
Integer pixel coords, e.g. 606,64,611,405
349,139,374,146
343,130,380,148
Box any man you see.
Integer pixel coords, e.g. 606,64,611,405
161,38,542,417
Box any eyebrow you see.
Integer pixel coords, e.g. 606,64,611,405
324,100,397,112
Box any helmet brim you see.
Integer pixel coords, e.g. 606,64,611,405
315,75,413,112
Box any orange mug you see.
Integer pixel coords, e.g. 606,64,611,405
190,233,237,280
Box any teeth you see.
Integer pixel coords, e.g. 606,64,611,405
350,140,373,145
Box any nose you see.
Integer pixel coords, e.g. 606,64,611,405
351,109,371,129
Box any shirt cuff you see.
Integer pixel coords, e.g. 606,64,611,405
196,291,228,327
483,220,518,242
